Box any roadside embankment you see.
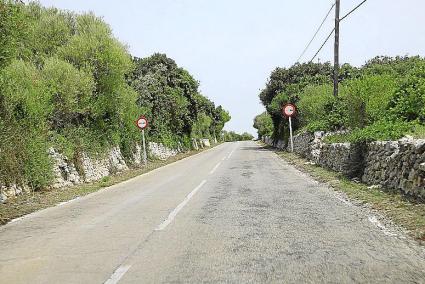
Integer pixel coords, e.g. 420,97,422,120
263,132,425,201
0,139,215,224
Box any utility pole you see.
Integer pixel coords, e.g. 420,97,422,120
333,0,340,98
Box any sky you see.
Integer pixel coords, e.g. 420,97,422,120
38,0,425,135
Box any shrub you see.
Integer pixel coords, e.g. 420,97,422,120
253,112,273,138
388,63,425,122
326,120,413,143
256,56,425,143
341,75,396,129
298,84,347,131
0,60,53,187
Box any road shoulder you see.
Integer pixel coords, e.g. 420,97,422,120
0,144,223,226
271,147,425,244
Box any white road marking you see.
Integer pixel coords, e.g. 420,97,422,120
209,162,221,174
155,180,207,231
104,265,132,284
227,148,236,159
336,196,353,206
9,197,82,224
57,196,80,207
9,217,24,224
368,216,397,237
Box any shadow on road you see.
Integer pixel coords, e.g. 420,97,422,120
239,144,276,152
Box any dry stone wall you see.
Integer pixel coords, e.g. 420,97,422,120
263,133,425,200
148,142,181,161
49,148,82,188
363,139,425,199
0,141,186,203
262,136,286,150
315,143,364,178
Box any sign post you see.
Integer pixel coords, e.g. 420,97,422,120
288,116,294,152
135,116,149,166
282,104,297,153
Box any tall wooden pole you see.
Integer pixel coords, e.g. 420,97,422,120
333,0,340,98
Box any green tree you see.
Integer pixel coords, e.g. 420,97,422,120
0,0,26,69
253,112,273,139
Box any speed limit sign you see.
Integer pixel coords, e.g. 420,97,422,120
282,104,296,117
136,116,148,130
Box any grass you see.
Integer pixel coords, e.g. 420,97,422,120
411,124,425,139
275,150,425,243
0,146,217,225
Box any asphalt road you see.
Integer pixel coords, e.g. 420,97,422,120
1,141,424,284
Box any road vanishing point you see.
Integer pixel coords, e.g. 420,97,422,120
1,142,424,283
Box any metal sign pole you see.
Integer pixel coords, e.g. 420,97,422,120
142,129,147,166
289,116,294,152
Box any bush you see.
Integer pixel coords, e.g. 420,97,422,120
42,57,94,130
388,63,425,122
256,56,425,143
253,112,273,138
326,120,414,143
0,60,53,188
341,75,396,129
298,84,347,131
0,2,231,191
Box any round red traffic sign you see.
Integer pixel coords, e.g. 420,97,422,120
282,104,297,118
136,116,148,130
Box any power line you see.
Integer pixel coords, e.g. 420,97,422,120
297,3,335,63
309,28,335,63
307,0,368,64
340,0,368,22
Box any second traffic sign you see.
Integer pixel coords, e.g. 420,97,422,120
136,116,149,130
282,103,297,118
135,115,149,166
282,104,297,153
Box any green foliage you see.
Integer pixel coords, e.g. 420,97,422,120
257,56,425,143
0,60,53,188
340,75,396,129
326,120,414,144
388,62,425,122
130,53,230,146
20,3,74,63
253,112,273,138
0,60,50,123
0,0,26,68
258,62,335,141
41,57,94,129
222,131,254,142
0,2,230,190
297,84,344,131
410,124,425,139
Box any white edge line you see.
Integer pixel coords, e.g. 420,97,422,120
3,144,228,228
336,196,352,206
9,196,82,224
155,180,207,231
209,162,221,174
104,265,132,284
368,215,397,237
57,196,81,207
